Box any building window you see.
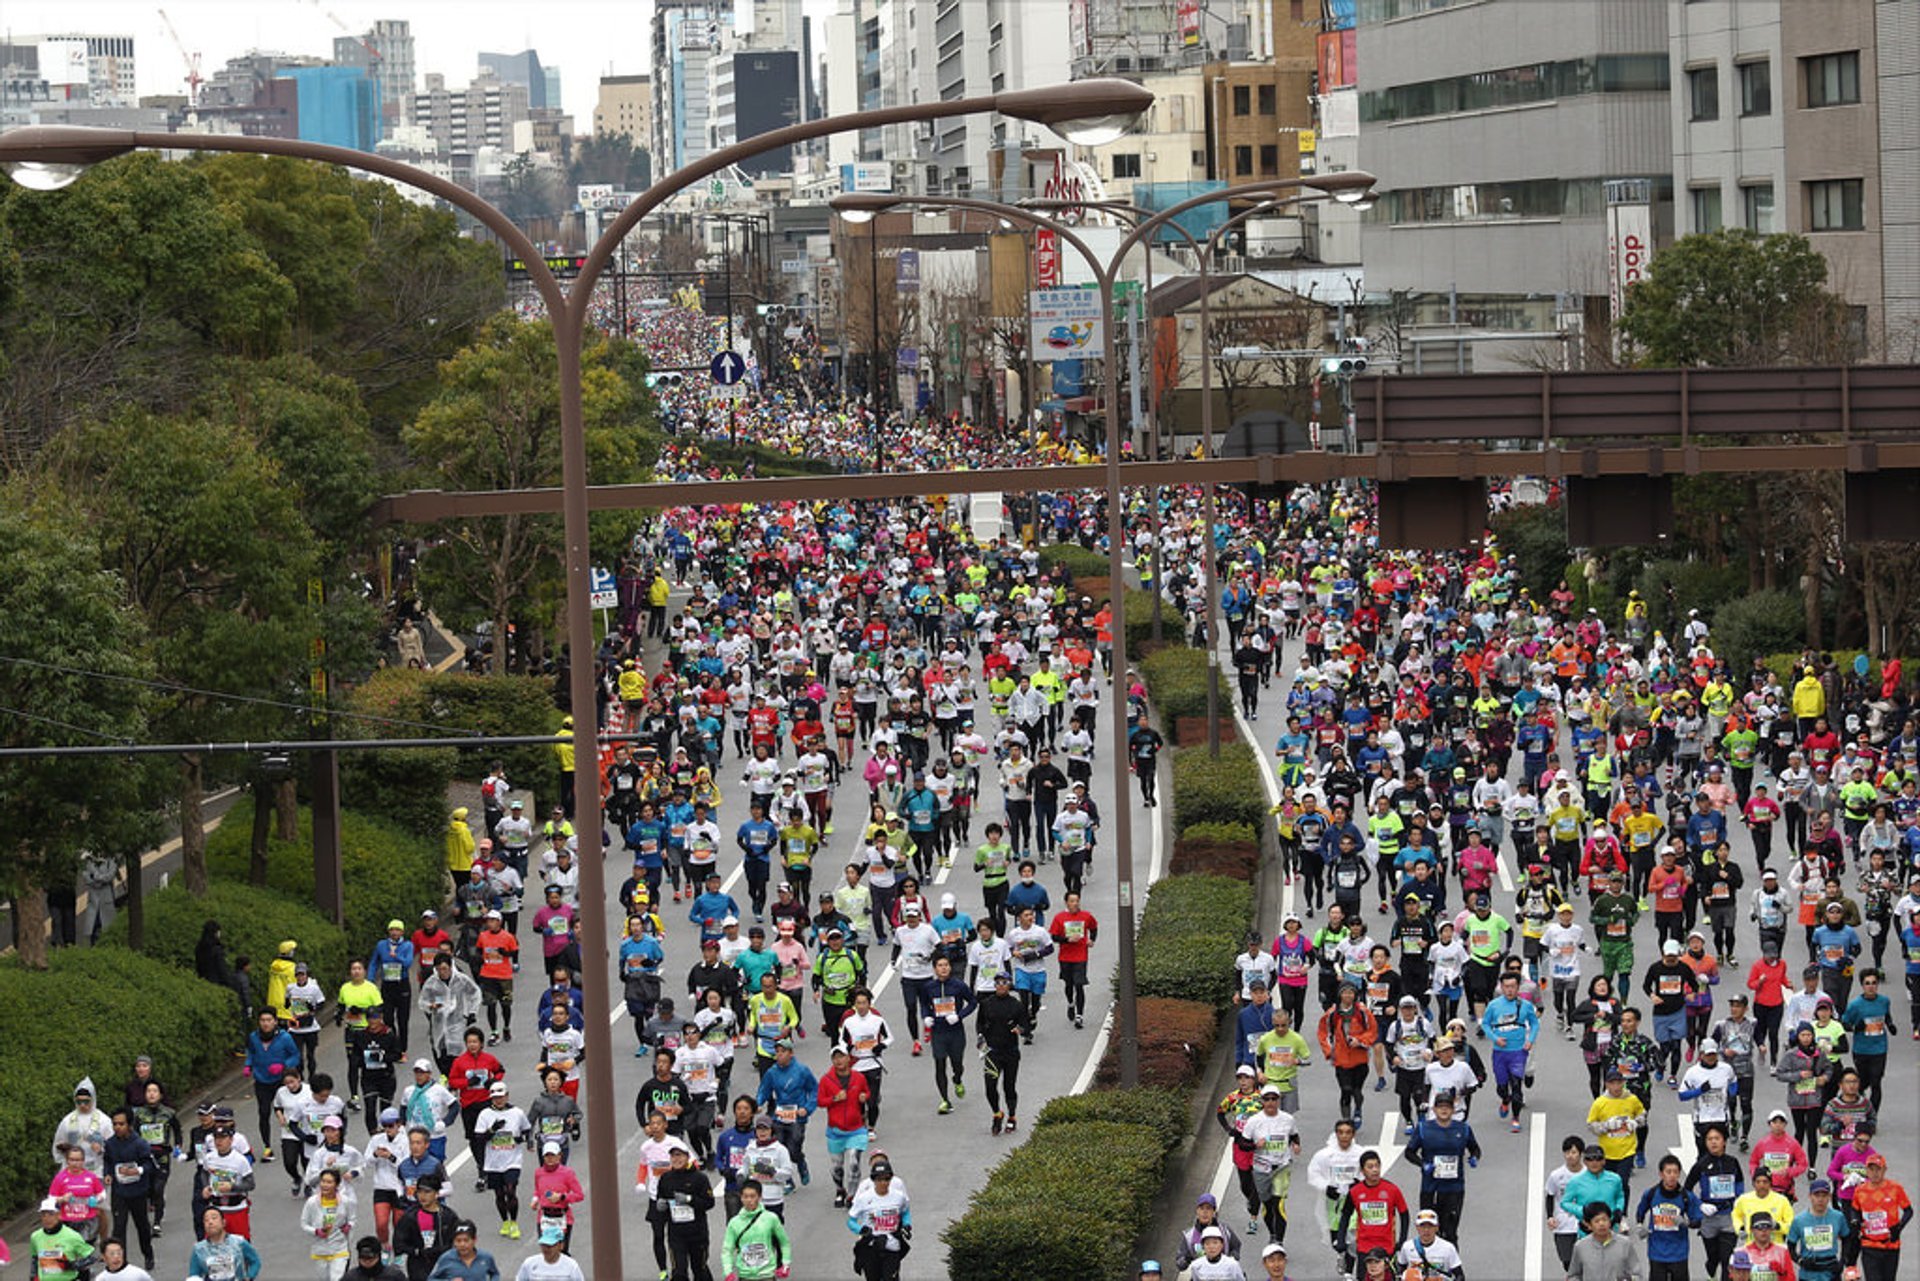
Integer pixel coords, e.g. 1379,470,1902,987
1687,65,1719,121
1803,52,1860,107
1740,183,1776,233
1232,84,1251,115
1807,178,1864,230
1258,83,1276,115
1690,185,1723,233
1193,149,1207,168
1738,60,1771,116
1112,152,1142,179
1259,143,1279,175
1234,145,1253,176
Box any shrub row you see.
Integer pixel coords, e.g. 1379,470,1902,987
1033,1085,1192,1135
1123,589,1185,654
1094,996,1223,1090
0,948,238,1214
203,797,445,950
1134,873,1257,1014
1140,645,1212,723
943,1119,1174,1281
101,878,350,1012
1171,741,1267,834
1035,542,1109,581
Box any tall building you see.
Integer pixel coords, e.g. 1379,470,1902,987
542,66,563,114
479,49,547,109
711,48,803,176
0,34,136,109
1356,0,1674,335
412,69,531,152
332,20,416,131
1669,0,1918,354
1069,0,1296,78
277,64,382,151
652,2,722,172
821,0,862,172
594,72,652,142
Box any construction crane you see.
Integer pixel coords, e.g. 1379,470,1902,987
156,7,203,111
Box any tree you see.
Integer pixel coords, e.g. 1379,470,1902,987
49,411,319,896
0,493,164,966
570,132,651,190
0,153,297,465
403,316,655,670
1206,281,1321,428
1618,229,1857,368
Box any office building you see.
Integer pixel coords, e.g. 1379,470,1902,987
595,72,652,142
652,1,722,172
479,49,547,109
1,34,136,109
1069,0,1301,78
277,64,382,151
332,20,416,131
1669,0,1918,355
1356,0,1674,335
711,49,804,176
413,69,531,152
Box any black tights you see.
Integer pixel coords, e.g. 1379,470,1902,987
1335,1064,1367,1119
984,1048,1021,1119
491,1176,519,1223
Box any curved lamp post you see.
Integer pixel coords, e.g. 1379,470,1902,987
832,169,1373,1087
0,74,1152,1275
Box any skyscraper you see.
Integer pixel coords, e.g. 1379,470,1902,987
479,48,546,109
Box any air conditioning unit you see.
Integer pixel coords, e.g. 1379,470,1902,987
892,160,911,177
1145,152,1157,161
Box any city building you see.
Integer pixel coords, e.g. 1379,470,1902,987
277,64,382,151
1668,0,1918,356
412,69,531,153
1069,0,1305,78
821,0,861,174
652,1,722,172
331,20,416,131
479,49,547,108
1,35,136,112
594,73,652,143
1355,0,1674,343
711,49,805,176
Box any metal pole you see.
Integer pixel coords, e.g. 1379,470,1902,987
870,222,883,468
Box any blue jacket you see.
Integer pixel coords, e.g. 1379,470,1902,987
1840,992,1894,1056
1005,880,1050,924
715,1122,757,1190
1235,1001,1276,1067
370,938,416,987
756,1059,819,1117
426,1248,503,1280
1406,1117,1480,1193
689,891,741,939
1481,994,1539,1052
245,1027,301,1081
1633,1183,1703,1264
736,819,777,863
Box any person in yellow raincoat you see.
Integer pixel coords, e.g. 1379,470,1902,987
267,940,299,1020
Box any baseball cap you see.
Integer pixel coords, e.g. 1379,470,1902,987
378,1108,401,1125
1662,940,1683,955
541,1141,562,1156
413,1058,435,1073
1728,1249,1752,1270
1748,1212,1774,1229
1196,1193,1216,1208
1236,1064,1257,1077
1768,1108,1789,1122
386,918,404,931
1416,1209,1439,1225
1200,1227,1224,1242
539,1221,566,1245
1262,1243,1288,1259
1808,1179,1833,1194
39,1197,59,1213
1583,1144,1606,1159
1259,1084,1282,1098
322,1115,344,1129
488,1082,509,1097
1698,1039,1719,1054
903,903,922,915
1139,1264,1163,1276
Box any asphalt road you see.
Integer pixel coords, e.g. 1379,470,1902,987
1159,630,1920,1281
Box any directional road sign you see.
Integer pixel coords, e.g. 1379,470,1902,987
709,351,747,386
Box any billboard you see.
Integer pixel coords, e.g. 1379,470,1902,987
1178,0,1202,47
1031,286,1104,357
1035,229,1061,287
38,39,88,88
840,161,892,193
1606,202,1653,321
895,249,920,295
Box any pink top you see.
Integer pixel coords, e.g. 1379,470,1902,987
534,1164,585,1225
48,1168,104,1224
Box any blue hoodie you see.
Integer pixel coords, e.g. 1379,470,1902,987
245,1027,300,1082
756,1058,819,1119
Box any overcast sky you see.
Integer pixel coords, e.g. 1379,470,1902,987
0,0,837,127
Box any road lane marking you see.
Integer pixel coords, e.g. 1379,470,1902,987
1524,1111,1547,1281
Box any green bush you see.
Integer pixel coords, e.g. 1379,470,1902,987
101,879,350,1010
1140,646,1211,721
1175,820,1258,847
351,667,564,813
340,742,459,840
1489,502,1572,598
944,1120,1169,1281
0,949,240,1214
1763,651,1919,698
1712,590,1806,673
1123,589,1184,653
1171,742,1267,833
1636,559,1747,627
1036,543,1109,581
1034,1086,1191,1141
1139,873,1256,939
1134,932,1246,1011
203,797,444,950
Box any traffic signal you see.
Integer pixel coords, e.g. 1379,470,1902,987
1321,355,1368,376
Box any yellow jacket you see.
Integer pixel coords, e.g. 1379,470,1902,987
445,811,476,873
1792,676,1825,721
267,955,297,1020
648,575,670,608
552,729,575,773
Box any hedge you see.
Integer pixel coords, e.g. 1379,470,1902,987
203,798,444,949
1036,543,1109,581
1171,741,1267,834
0,948,238,1214
1095,996,1222,1087
1140,645,1211,722
1123,589,1185,653
944,1120,1171,1281
348,668,563,818
100,879,350,1012
1138,873,1256,940
1034,1085,1192,1138
1134,874,1257,1013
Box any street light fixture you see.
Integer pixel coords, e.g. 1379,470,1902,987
0,72,1152,1277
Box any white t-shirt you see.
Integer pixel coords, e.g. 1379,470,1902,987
515,1253,587,1281
474,1106,529,1174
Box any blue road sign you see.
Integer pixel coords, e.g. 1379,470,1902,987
710,351,747,385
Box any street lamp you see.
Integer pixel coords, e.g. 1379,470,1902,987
0,74,1151,1275
830,170,1372,1087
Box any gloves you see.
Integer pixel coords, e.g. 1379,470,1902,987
860,1226,874,1242
943,1013,959,1025
1467,1156,1478,1168
1700,1204,1717,1216
726,1274,739,1281
776,1269,790,1279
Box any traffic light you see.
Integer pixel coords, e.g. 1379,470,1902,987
1321,355,1368,376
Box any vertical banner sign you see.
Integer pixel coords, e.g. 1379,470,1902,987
895,249,920,295
1178,0,1202,47
1035,228,1061,287
1606,202,1652,322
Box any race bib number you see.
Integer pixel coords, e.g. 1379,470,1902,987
1863,1209,1890,1237
1432,1155,1459,1181
114,1162,143,1184
1793,1076,1819,1096
1607,920,1627,937
382,963,404,982
1651,1203,1681,1232
1764,1150,1790,1171
776,1105,800,1124
669,1201,694,1223
1802,1224,1834,1252
489,1129,517,1149
1064,920,1086,942
1863,1017,1885,1037
1708,1174,1735,1201
741,1242,771,1268
1359,1200,1389,1226
1658,975,1682,996
872,1209,901,1233
932,996,957,1020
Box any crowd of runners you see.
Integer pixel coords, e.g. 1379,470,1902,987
16,348,1920,1281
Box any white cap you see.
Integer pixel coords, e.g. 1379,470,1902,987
940,892,957,910
721,915,739,926
1699,1039,1719,1054
541,1141,562,1156
489,1082,509,1097
1662,940,1683,955
1200,1226,1225,1242
39,1197,59,1213
413,1058,435,1073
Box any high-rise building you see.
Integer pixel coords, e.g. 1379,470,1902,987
332,20,416,131
479,49,546,109
542,66,562,115
1356,0,1674,337
412,69,531,152
277,64,382,151
711,48,803,176
594,72,652,142
652,1,722,172
1668,0,1917,355
1,34,136,109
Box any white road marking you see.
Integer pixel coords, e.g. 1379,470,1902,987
1374,1111,1407,1175
1523,1111,1547,1281
1066,772,1159,1097
1496,848,1516,894
1676,1113,1699,1169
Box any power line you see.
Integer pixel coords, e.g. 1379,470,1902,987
0,704,136,746
0,656,487,738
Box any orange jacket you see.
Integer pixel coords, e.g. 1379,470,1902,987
1318,1003,1378,1070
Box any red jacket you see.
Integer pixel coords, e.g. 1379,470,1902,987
449,1050,504,1108
816,1067,870,1133
1318,1004,1378,1070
